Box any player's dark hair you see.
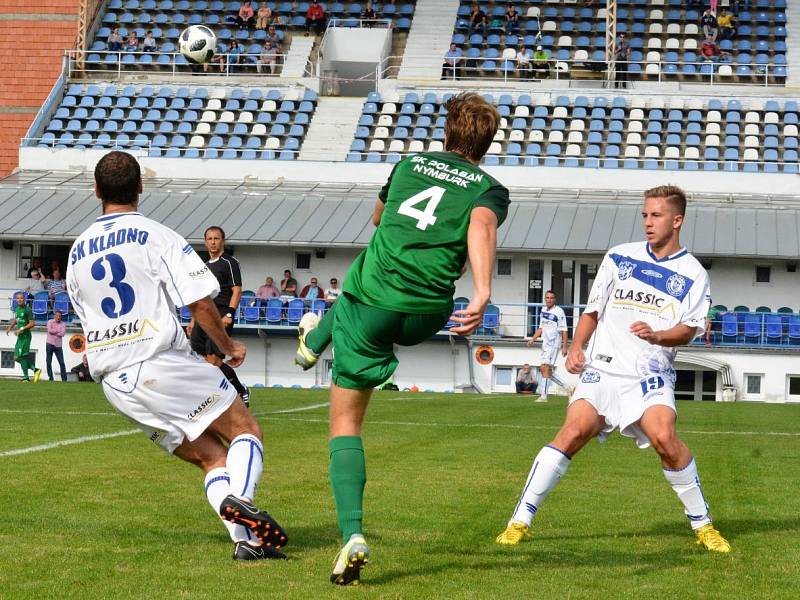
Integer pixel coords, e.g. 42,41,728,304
444,92,501,162
545,289,556,296
644,185,687,217
94,151,141,205
204,226,226,239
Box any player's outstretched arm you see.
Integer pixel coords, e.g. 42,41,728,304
566,311,598,373
630,322,696,347
189,296,246,367
450,207,497,335
527,328,542,346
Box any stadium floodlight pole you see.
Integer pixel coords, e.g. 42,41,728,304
605,0,617,87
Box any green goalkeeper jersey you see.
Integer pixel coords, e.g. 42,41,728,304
14,305,33,340
344,151,510,314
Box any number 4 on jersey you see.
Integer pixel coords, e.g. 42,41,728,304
397,186,445,231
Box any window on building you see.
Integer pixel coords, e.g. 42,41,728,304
787,375,800,398
745,374,762,396
702,370,716,401
295,252,311,270
494,366,513,386
674,369,696,400
496,258,512,277
322,359,333,385
1,350,15,369
755,265,771,283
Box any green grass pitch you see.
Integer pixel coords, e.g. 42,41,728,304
1,381,798,599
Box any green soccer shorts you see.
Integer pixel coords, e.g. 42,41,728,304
331,293,451,390
14,334,31,362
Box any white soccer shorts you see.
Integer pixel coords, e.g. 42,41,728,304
570,368,676,449
540,342,561,366
101,349,238,453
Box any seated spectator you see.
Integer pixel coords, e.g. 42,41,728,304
236,0,255,29
267,25,283,47
532,45,550,79
25,269,46,294
257,276,281,299
204,43,227,72
362,1,377,25
700,9,718,42
442,43,462,78
27,257,43,278
300,277,324,301
45,266,66,298
107,28,122,52
47,259,60,278
717,8,736,41
71,354,93,382
281,269,298,297
505,3,519,36
306,0,326,36
125,31,139,52
256,2,272,29
257,40,280,74
701,36,729,62
227,41,243,73
581,0,595,6
516,44,532,78
142,30,157,52
516,364,537,395
468,3,488,37
325,278,342,303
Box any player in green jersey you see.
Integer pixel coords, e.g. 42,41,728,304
5,292,41,382
294,92,510,585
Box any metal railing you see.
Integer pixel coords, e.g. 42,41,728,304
326,17,394,29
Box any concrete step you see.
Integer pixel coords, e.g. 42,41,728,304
398,0,461,81
297,96,364,161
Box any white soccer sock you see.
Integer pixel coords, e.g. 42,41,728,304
204,467,251,543
540,378,550,400
662,458,712,530
227,433,263,502
511,445,571,526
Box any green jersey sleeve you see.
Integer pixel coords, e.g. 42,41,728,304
378,163,400,203
474,183,510,225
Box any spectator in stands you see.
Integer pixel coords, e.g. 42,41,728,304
256,2,272,30
26,270,46,294
443,43,463,78
71,354,93,382
532,45,550,79
46,266,66,298
236,0,255,29
107,28,122,52
468,3,488,37
516,364,537,395
325,277,342,304
257,276,281,299
504,3,519,36
701,36,729,62
516,44,532,79
300,277,325,301
125,31,139,52
227,41,243,73
142,30,157,52
306,0,326,36
717,8,737,41
700,9,718,42
204,43,227,72
362,1,377,25
613,33,631,89
281,269,298,297
581,0,595,7
257,40,280,74
689,0,705,10
27,257,43,278
45,310,67,382
47,260,60,278
267,25,283,47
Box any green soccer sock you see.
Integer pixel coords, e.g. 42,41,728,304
329,435,366,542
18,357,30,379
307,301,336,355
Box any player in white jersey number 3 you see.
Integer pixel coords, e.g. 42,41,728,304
496,185,731,553
66,152,288,561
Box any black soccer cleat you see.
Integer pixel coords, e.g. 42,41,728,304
219,495,288,549
240,386,251,408
233,541,287,561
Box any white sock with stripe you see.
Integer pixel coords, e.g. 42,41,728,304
511,445,571,526
227,433,263,502
663,458,712,530
204,467,251,543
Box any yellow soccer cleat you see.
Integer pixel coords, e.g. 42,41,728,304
495,522,531,545
293,312,320,370
330,534,369,586
695,524,731,553
33,368,42,383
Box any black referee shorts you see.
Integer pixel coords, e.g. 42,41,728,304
190,304,233,358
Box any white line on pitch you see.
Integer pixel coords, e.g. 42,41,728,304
0,429,139,458
0,409,119,416
259,402,330,415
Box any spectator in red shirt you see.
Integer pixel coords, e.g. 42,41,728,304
236,0,255,29
306,0,326,36
300,277,325,301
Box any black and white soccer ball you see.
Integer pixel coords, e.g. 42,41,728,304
179,25,217,64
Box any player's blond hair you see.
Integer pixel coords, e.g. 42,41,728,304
644,185,687,216
444,92,501,163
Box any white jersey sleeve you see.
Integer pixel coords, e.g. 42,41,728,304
556,306,568,332
678,268,711,340
156,227,220,308
584,251,616,318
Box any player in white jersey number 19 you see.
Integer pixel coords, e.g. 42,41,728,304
66,152,288,562
496,185,730,553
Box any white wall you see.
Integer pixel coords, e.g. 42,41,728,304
706,258,800,311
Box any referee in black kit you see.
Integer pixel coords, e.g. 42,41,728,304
187,225,250,405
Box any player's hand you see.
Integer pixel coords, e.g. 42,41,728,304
222,316,233,326
561,347,568,357
630,321,660,345
526,338,534,347
225,341,247,368
449,295,489,336
14,328,21,337
566,346,585,374
186,320,194,336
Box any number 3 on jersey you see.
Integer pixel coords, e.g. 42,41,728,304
91,253,136,319
397,186,445,231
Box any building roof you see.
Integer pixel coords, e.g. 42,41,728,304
2,171,800,257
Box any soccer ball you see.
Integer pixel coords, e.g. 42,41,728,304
179,25,217,64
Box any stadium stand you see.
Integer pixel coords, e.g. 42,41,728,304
450,0,787,83
34,83,318,159
349,91,800,172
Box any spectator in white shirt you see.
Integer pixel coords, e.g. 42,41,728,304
325,277,342,304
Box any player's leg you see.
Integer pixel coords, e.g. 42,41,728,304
55,346,67,381
497,399,605,544
639,405,730,552
46,344,55,381
537,362,552,402
15,340,30,380
212,306,250,403
295,300,336,369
